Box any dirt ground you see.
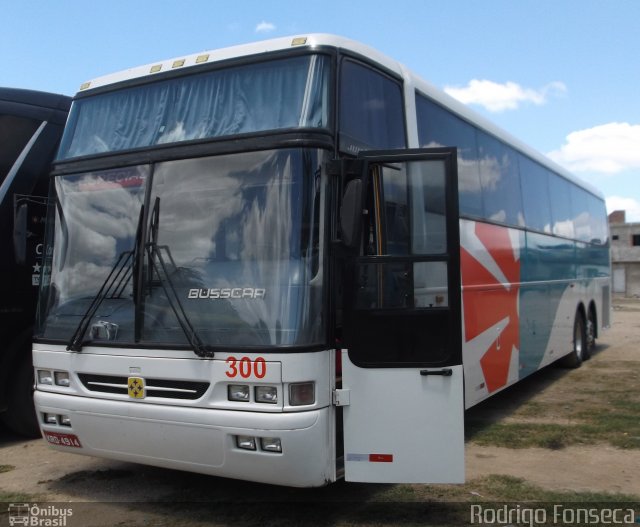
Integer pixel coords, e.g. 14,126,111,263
1,297,639,525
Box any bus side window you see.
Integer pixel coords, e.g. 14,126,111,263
519,155,552,234
416,93,482,219
339,59,406,153
549,174,575,238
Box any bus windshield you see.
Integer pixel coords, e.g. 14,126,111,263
57,55,330,160
38,148,326,350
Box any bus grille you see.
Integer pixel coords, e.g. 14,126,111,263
77,373,210,400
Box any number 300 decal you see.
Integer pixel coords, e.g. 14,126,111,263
225,356,267,379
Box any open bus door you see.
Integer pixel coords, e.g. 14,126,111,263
339,148,464,483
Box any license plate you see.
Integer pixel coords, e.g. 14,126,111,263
43,431,82,448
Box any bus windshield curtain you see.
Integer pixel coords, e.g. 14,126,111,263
58,55,328,159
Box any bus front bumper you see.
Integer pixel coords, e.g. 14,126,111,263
34,391,335,487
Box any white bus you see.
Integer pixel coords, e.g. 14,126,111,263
34,35,610,487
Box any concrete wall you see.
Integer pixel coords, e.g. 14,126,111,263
610,221,640,297
613,263,640,297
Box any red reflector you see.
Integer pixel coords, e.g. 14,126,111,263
369,453,393,463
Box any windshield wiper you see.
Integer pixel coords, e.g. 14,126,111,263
66,198,213,358
66,249,134,351
146,197,214,358
66,206,144,352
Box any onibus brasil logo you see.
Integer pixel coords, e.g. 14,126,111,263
7,503,73,526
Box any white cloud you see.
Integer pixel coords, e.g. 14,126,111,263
255,21,276,33
444,79,566,112
548,122,640,174
606,196,640,223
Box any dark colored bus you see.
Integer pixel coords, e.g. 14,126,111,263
0,88,70,436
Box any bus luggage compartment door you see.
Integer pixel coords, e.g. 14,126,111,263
341,352,464,483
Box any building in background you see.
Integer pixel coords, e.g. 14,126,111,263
609,210,640,297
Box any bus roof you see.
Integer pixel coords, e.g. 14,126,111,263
76,34,373,93
0,87,71,112
76,34,602,199
0,87,71,126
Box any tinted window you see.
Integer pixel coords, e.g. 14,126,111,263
588,195,608,245
416,94,482,218
409,160,447,255
59,55,330,159
0,114,41,184
376,160,448,257
571,186,591,242
549,174,574,238
380,165,410,255
340,60,406,152
519,155,552,233
477,131,523,226
39,149,326,348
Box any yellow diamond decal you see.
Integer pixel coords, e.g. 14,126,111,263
128,377,145,399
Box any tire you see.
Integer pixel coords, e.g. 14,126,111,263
560,312,586,369
0,355,40,438
584,307,596,360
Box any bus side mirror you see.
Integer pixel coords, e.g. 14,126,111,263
13,202,27,265
340,179,363,249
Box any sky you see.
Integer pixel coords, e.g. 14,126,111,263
3,0,640,221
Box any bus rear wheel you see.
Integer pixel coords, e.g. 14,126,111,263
585,307,596,359
560,311,586,368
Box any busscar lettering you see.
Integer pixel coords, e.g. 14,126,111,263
188,288,266,300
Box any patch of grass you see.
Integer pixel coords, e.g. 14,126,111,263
0,491,36,502
380,475,640,504
467,422,577,449
575,398,640,449
0,465,15,474
511,401,548,418
468,403,640,449
467,359,640,449
466,474,639,502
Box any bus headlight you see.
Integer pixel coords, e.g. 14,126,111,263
228,385,250,402
54,371,71,387
37,370,71,387
255,386,278,404
37,370,53,385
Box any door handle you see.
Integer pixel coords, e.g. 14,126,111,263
420,368,452,377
